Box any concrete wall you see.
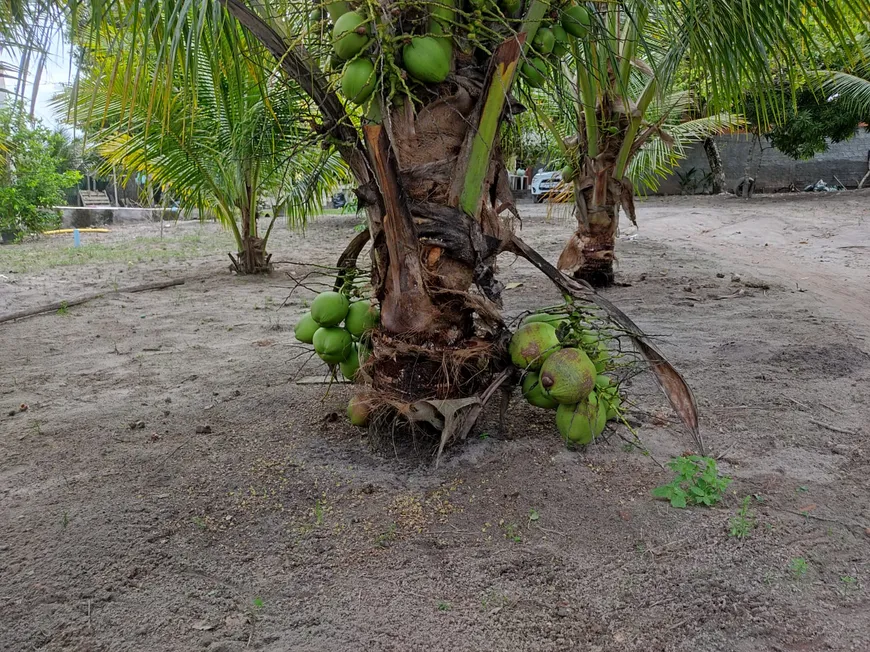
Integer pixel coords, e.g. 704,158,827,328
59,207,193,227
655,131,870,195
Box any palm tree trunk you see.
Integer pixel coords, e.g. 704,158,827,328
703,137,727,195
358,63,513,420
558,183,619,287
233,185,271,274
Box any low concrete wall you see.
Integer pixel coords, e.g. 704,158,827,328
655,131,870,195
58,207,194,227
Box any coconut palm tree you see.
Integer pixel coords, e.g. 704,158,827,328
503,86,739,197
9,0,867,443
58,19,347,273
517,2,867,285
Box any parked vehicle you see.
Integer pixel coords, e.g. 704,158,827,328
530,170,563,203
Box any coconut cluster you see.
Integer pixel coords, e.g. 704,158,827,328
510,310,623,445
294,291,381,423
521,2,591,88
308,0,455,107
307,0,593,108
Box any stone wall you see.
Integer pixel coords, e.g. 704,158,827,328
654,131,870,195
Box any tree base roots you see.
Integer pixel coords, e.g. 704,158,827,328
229,237,273,274
356,333,509,457
573,266,615,288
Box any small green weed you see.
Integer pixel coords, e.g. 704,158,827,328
502,523,522,543
61,511,69,529
192,516,208,529
252,597,264,609
313,499,325,525
528,508,540,524
652,456,731,508
374,522,397,547
57,301,69,315
790,557,809,579
729,496,756,539
437,601,451,611
478,432,490,440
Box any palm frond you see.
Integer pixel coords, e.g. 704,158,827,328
820,71,870,115
60,11,344,249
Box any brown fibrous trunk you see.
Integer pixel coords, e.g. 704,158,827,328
354,49,517,441
230,203,272,274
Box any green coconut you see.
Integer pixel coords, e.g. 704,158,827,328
500,0,522,15
602,388,622,421
556,398,606,444
551,25,569,56
430,33,454,60
521,313,566,327
347,395,371,427
339,343,361,380
561,164,576,183
310,291,350,327
522,372,559,409
332,11,369,60
539,347,596,404
521,58,548,88
312,327,354,364
562,4,591,38
324,0,350,20
427,0,455,57
328,53,345,71
429,0,456,27
593,341,610,373
595,374,612,389
345,300,380,337
341,58,377,105
533,27,556,55
294,313,320,344
509,322,560,371
308,8,323,25
403,36,451,83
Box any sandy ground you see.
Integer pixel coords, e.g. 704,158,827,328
0,192,868,652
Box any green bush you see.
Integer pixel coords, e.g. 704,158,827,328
0,106,81,241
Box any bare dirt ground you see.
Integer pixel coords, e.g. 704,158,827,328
1,192,868,652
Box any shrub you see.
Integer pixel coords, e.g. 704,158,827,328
0,106,81,240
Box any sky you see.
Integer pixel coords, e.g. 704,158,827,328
3,32,73,127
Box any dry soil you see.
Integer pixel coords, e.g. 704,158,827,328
1,192,868,652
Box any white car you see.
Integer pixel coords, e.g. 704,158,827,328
531,170,563,203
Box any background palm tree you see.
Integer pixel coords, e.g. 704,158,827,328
523,1,867,285
503,86,739,196
58,18,346,273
